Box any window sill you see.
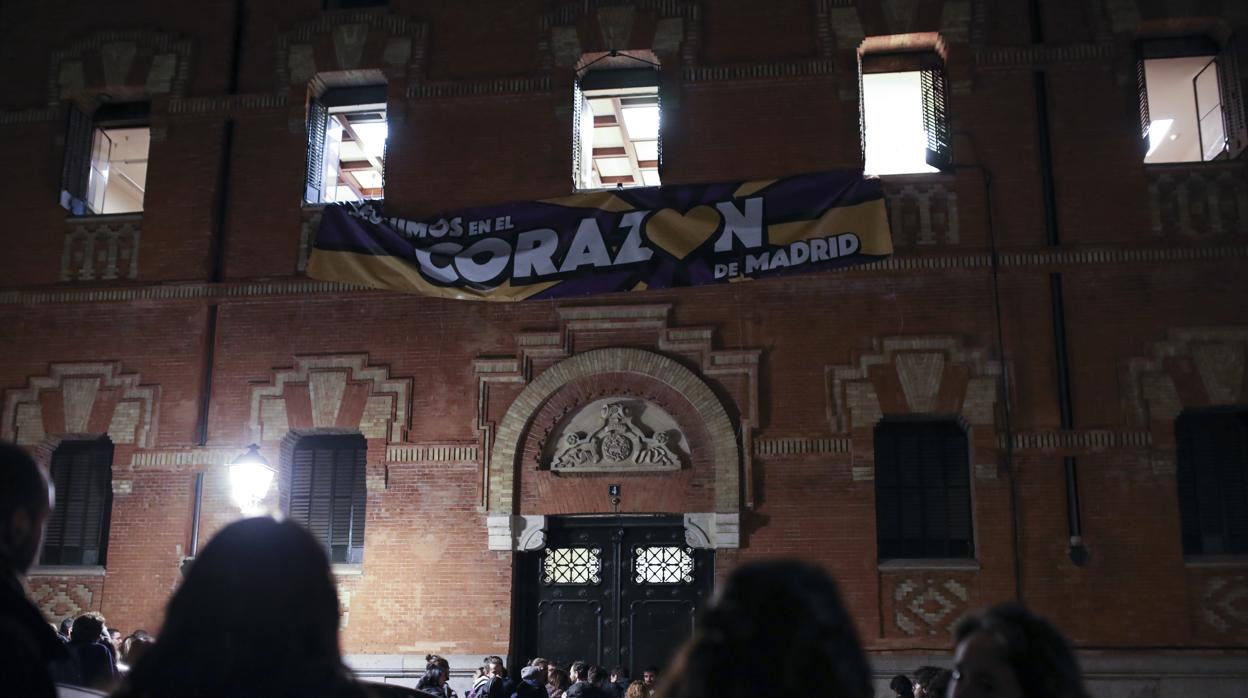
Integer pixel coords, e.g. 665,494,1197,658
66,212,143,224
1183,555,1248,568
28,565,106,577
333,564,364,576
1143,159,1243,173
874,171,956,184
878,558,980,571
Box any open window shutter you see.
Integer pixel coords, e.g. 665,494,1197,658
348,447,367,563
858,59,867,168
330,448,355,563
308,449,334,552
921,68,951,170
873,424,901,558
1136,58,1152,158
1218,38,1248,158
656,80,665,177
572,81,596,190
305,97,328,204
81,445,112,565
60,105,94,214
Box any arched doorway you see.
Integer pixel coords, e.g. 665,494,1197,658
511,515,713,677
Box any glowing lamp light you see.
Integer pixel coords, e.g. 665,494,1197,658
228,444,274,515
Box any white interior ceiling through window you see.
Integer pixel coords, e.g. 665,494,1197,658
586,85,661,188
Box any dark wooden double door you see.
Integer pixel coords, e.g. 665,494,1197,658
513,516,713,677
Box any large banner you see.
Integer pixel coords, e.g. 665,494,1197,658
308,170,893,301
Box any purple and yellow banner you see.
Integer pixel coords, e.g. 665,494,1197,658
307,170,893,301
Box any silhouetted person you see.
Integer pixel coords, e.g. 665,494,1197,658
950,604,1090,698
656,560,873,698
112,517,421,698
641,668,658,698
625,681,646,698
68,613,118,688
547,668,570,698
512,665,548,698
416,665,450,697
889,675,913,698
912,666,950,698
0,440,66,697
564,662,609,698
419,655,458,698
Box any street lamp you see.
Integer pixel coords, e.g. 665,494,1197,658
228,444,274,515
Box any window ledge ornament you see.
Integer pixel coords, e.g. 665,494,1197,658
683,512,739,549
548,401,682,473
486,514,547,551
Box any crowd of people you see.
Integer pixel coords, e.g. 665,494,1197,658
411,655,661,698
2,439,1093,697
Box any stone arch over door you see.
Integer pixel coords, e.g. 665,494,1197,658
487,347,740,515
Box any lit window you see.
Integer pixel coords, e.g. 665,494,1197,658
542,547,602,584
860,53,950,176
1139,37,1243,163
574,68,662,190
60,103,150,216
305,86,387,205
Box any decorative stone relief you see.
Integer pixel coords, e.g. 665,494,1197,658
63,215,141,281
548,400,684,473
475,304,758,514
2,362,159,447
1201,575,1248,635
248,354,411,443
827,336,1002,433
892,577,971,636
274,11,426,87
486,514,547,551
49,29,193,105
683,512,740,549
1148,165,1248,240
1125,328,1248,424
884,179,960,246
31,582,95,621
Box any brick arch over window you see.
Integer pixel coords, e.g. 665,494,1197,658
274,11,427,88
2,362,160,448
248,354,411,444
1123,326,1248,474
825,335,1003,481
50,29,193,105
486,348,740,515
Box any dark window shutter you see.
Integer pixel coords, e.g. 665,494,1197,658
857,59,867,167
655,80,665,179
41,441,112,566
572,80,586,189
290,435,367,564
1176,409,1248,555
1218,39,1248,159
60,105,94,214
921,68,951,170
1137,58,1152,158
874,420,973,560
305,97,328,204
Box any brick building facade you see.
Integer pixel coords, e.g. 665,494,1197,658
2,0,1247,695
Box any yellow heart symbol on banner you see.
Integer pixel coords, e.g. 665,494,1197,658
646,206,722,260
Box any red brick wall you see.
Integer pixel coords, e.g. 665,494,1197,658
1,0,1247,660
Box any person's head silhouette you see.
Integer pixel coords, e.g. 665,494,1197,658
116,517,354,697
657,560,872,698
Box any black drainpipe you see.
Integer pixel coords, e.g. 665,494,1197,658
190,0,246,562
1032,0,1089,567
